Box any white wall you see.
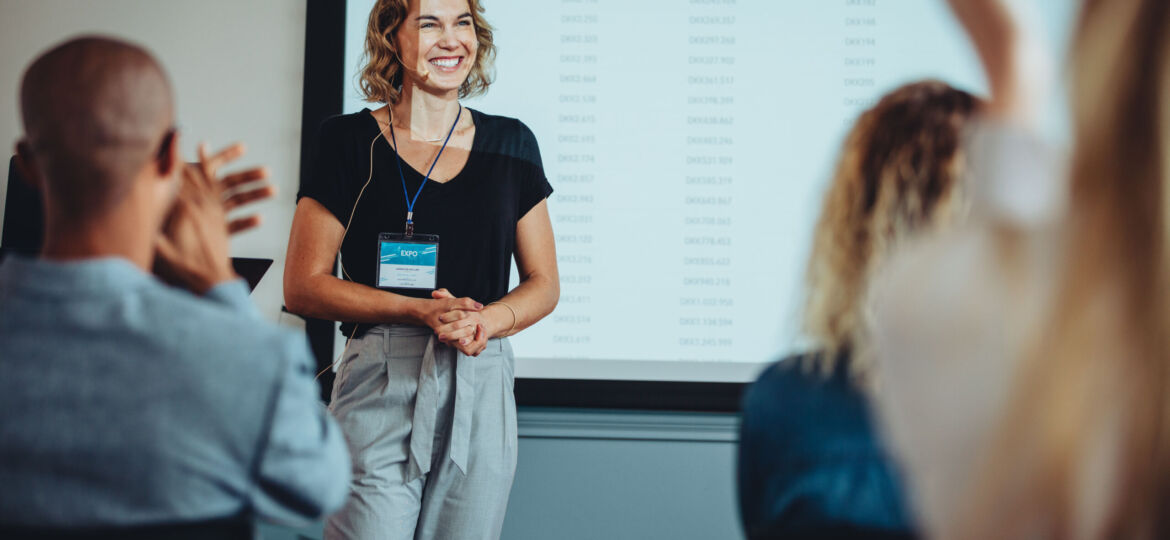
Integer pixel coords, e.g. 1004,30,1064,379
0,0,307,322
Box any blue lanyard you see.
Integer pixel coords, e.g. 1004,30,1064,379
388,105,463,236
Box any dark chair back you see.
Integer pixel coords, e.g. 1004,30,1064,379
2,155,44,257
0,516,254,539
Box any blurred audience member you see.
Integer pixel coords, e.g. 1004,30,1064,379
738,79,980,539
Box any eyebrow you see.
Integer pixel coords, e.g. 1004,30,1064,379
416,12,473,22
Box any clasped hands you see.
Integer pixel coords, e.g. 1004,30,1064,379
421,289,493,356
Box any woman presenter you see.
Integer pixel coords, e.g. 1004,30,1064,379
284,0,559,538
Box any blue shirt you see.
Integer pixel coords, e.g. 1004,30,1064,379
0,255,350,527
738,353,917,539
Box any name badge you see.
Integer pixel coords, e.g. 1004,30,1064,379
376,233,439,290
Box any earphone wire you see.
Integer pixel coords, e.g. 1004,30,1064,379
312,107,457,380
314,124,385,380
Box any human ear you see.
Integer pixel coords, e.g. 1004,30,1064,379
155,129,180,181
153,131,183,213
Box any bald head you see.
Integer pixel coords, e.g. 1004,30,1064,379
19,36,175,220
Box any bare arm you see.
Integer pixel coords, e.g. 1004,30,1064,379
868,2,1064,534
430,199,560,355
283,197,481,328
946,0,1049,124
485,199,560,338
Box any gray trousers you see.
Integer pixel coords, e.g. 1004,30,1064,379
324,325,518,540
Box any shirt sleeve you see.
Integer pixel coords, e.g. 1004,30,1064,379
966,119,1066,228
250,331,351,525
513,120,554,221
297,116,357,227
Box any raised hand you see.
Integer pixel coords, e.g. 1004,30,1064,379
946,0,1051,123
154,143,274,294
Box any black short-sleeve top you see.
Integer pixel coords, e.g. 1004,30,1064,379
298,107,553,337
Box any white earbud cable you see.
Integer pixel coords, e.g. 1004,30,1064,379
314,123,387,380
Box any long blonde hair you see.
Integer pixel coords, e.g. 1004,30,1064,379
957,0,1170,537
804,80,979,378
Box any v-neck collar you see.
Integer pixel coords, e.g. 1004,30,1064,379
363,107,480,188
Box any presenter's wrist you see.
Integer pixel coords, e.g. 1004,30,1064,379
482,303,516,338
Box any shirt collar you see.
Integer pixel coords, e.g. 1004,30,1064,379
0,254,154,297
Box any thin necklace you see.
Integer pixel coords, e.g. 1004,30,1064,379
388,105,461,143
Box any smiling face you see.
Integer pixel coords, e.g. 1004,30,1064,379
395,0,478,96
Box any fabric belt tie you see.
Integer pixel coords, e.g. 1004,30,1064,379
406,333,474,481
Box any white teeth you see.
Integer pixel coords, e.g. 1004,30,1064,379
431,58,459,68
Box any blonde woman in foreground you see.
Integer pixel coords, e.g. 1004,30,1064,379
871,0,1170,537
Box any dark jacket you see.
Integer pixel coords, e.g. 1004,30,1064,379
737,353,918,539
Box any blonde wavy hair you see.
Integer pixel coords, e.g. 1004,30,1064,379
956,0,1170,537
359,0,495,104
803,80,980,379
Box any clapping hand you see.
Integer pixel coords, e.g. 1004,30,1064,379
154,143,274,294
